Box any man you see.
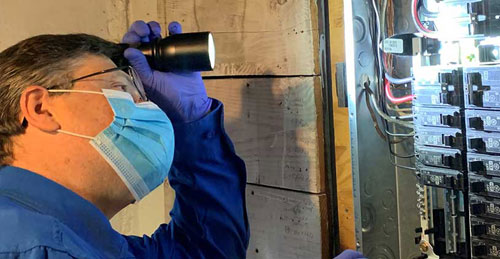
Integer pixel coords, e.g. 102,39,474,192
0,20,364,259
0,20,248,258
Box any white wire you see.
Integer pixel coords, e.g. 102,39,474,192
372,0,383,87
410,0,439,38
398,114,416,119
367,90,414,128
385,73,413,84
386,131,415,137
370,0,413,129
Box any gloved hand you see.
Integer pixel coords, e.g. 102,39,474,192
334,250,366,259
122,20,212,123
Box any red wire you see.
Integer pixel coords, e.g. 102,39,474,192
385,78,414,104
413,0,434,33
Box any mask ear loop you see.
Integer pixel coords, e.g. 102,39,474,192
47,89,105,140
56,129,94,140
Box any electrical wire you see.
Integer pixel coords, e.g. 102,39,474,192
385,129,415,137
371,0,417,169
367,0,414,127
390,157,417,171
379,0,417,166
384,73,413,84
366,89,390,141
385,79,415,104
385,103,413,114
381,0,389,39
372,0,383,92
396,114,415,120
364,84,414,128
411,0,439,38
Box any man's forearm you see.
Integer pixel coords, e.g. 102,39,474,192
168,99,249,258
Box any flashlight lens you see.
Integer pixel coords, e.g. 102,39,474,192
208,33,216,70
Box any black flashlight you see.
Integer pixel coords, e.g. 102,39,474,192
127,32,216,72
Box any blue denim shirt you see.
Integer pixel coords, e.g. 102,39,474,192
0,100,249,258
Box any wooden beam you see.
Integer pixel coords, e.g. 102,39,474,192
246,185,328,259
205,77,324,193
162,0,319,76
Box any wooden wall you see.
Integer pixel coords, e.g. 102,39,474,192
0,0,335,258
168,1,330,257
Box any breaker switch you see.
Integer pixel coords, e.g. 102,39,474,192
468,72,482,86
469,138,487,152
473,245,488,256
471,204,487,215
472,224,488,236
468,72,491,107
443,134,463,148
424,228,435,234
442,154,461,168
470,161,487,174
443,135,455,147
469,117,485,130
471,182,487,193
439,72,453,86
441,113,461,127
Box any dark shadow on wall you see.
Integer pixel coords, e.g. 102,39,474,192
221,73,316,192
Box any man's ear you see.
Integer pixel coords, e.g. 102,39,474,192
19,86,60,132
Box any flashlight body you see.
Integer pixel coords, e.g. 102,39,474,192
137,32,215,72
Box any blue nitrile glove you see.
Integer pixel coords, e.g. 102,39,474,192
122,20,212,123
334,250,367,259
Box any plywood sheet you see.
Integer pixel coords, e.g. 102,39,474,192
246,185,328,259
162,0,319,76
205,77,324,193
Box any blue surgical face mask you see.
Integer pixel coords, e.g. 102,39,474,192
48,88,175,201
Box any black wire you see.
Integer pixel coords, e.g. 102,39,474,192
385,119,415,158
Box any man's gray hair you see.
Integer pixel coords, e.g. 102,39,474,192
0,34,125,164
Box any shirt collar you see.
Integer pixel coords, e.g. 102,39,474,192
0,165,128,256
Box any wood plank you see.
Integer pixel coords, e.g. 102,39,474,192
205,77,324,193
162,0,319,76
0,0,128,49
329,0,356,250
246,185,328,259
127,0,159,27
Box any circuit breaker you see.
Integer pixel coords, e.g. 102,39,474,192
410,1,500,258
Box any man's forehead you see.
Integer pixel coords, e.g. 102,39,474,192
70,55,134,85
73,55,118,79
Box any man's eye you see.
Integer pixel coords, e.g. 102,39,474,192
112,85,127,91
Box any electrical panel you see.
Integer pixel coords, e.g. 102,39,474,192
345,0,500,257
398,0,500,257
